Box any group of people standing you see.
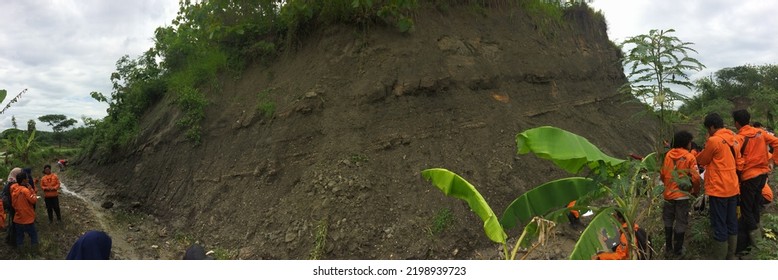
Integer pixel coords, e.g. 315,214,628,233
661,109,776,259
1,164,63,251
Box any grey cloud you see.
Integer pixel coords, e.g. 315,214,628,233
0,0,178,131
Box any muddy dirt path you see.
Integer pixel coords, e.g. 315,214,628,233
60,181,140,260
58,171,197,260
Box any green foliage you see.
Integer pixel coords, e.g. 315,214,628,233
26,119,35,134
620,29,705,141
421,168,507,244
256,89,276,118
516,126,625,174
0,89,28,115
350,153,369,163
424,126,662,260
309,219,328,260
680,64,778,128
753,214,778,260
37,114,78,147
500,177,599,230
569,207,620,259
82,50,164,160
430,208,454,235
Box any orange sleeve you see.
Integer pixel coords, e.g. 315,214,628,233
685,154,702,195
696,137,717,166
764,133,778,163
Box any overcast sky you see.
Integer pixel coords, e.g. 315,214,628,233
0,0,178,131
1,0,776,131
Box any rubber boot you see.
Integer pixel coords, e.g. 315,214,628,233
712,240,728,260
748,229,761,249
727,235,738,260
673,232,685,257
664,227,674,258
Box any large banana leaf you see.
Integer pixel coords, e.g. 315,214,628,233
421,168,507,244
500,177,599,229
569,207,621,260
640,152,659,173
516,126,625,174
0,89,7,103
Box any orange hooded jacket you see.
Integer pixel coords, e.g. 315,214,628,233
595,223,640,260
41,173,60,198
696,128,740,198
567,200,580,219
736,125,778,181
661,148,701,200
11,183,37,225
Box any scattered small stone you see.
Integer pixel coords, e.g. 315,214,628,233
158,227,169,238
304,91,318,98
101,201,114,209
452,248,459,256
131,201,141,208
284,232,297,243
151,245,159,249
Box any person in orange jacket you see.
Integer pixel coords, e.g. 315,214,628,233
696,113,741,259
11,172,38,248
594,211,646,260
732,110,778,247
660,131,701,257
566,200,582,228
40,165,62,223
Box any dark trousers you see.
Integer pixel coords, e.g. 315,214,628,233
709,195,738,242
44,197,61,222
739,174,767,231
14,223,38,247
4,210,15,246
663,199,691,232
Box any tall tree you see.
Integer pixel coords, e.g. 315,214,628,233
38,114,77,147
680,64,778,128
27,119,36,134
620,29,705,149
11,115,17,129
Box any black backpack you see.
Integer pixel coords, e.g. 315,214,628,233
1,181,11,211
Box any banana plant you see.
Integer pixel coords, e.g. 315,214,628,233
422,168,557,260
422,126,659,260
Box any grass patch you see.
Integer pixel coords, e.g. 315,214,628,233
350,154,370,163
256,88,276,119
429,208,454,236
309,219,328,260
752,213,778,259
210,247,235,260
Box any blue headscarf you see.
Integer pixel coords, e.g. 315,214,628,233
66,230,112,260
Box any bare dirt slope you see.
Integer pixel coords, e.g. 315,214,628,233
80,7,659,259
